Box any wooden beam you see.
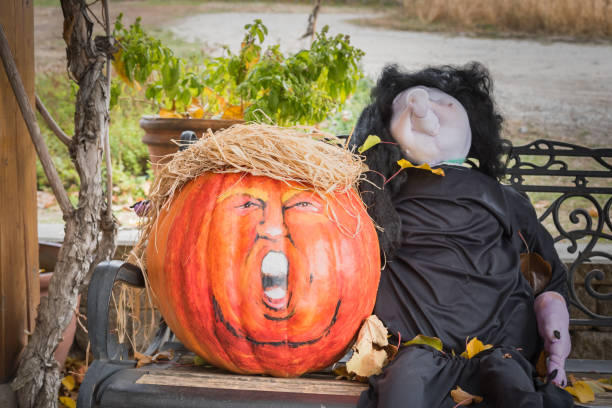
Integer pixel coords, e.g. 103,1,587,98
0,0,37,382
0,23,73,215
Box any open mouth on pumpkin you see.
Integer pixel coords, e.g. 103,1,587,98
261,250,290,311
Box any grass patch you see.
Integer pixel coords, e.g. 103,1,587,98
36,72,155,203
359,0,612,42
321,76,373,136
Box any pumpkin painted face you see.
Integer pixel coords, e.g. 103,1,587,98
146,173,380,376
210,180,343,345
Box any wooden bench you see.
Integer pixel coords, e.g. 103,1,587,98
77,139,612,408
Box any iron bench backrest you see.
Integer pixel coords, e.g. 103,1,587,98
504,139,612,327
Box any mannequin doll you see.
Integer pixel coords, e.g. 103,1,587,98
350,63,573,408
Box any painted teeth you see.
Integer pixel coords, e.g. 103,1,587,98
261,251,288,300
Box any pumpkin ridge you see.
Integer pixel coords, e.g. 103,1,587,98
202,174,249,372
169,175,241,371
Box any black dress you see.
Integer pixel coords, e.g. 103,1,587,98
357,165,574,408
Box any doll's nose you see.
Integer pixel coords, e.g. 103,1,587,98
407,88,430,118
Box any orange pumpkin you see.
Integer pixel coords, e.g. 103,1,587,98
146,172,380,377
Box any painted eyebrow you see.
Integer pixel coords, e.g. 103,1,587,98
217,188,268,203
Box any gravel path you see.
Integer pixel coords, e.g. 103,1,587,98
169,12,612,146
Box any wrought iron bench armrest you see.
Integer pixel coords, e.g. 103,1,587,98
87,261,145,361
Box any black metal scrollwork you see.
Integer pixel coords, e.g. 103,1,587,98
506,140,612,326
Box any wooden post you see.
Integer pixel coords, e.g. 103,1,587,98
0,0,38,382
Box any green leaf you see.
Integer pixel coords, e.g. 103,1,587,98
179,88,192,108
403,334,443,351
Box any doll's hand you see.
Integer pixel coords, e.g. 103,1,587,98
534,291,571,387
546,353,568,387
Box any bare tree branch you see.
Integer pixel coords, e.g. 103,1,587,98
0,23,74,216
301,0,323,42
102,0,113,222
35,94,72,147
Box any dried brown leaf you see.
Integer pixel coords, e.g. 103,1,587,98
357,315,389,348
346,315,391,377
450,386,483,405
152,349,174,362
134,351,153,368
535,350,548,378
134,349,174,368
520,252,552,294
384,344,399,362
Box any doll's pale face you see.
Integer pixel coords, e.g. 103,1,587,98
390,86,471,166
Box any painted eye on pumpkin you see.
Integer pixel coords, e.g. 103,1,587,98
284,200,320,212
236,200,262,210
293,202,312,208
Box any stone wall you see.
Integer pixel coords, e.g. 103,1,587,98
569,262,612,359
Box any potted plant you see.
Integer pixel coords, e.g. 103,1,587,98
111,16,364,170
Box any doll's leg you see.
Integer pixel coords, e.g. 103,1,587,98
477,348,543,408
358,346,463,408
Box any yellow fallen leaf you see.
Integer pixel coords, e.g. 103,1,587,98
193,355,206,366
358,135,381,153
565,381,595,403
597,381,612,392
397,159,445,176
450,386,483,405
585,380,606,393
403,334,443,352
59,396,76,408
61,375,75,391
460,337,493,359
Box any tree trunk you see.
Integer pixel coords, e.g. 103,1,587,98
11,1,117,407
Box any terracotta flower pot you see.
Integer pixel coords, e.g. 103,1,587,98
139,116,244,174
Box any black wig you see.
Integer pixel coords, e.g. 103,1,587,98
350,62,507,258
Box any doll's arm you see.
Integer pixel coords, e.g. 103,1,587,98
534,291,571,387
